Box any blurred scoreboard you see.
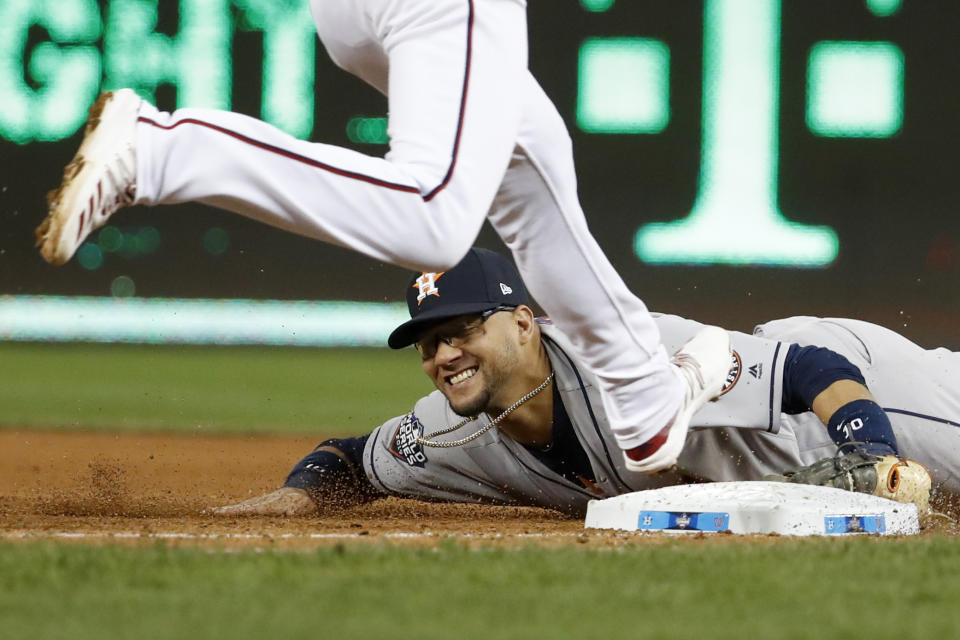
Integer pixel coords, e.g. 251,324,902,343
1,0,958,345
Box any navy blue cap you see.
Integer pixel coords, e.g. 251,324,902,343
387,248,530,349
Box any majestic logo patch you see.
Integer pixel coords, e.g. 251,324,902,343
388,413,428,467
719,350,742,396
748,362,763,379
413,272,444,305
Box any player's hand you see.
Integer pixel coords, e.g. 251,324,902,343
207,487,317,516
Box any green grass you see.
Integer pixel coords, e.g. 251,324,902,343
0,342,433,435
1,538,958,639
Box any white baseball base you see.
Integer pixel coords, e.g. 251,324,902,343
584,481,919,536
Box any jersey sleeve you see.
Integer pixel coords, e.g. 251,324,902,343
752,316,872,368
653,313,789,432
362,393,444,497
361,390,525,505
360,385,609,513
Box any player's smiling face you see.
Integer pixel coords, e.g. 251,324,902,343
416,311,521,417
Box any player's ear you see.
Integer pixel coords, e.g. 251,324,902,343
513,305,536,344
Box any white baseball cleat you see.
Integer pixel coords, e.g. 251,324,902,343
36,89,141,266
623,325,732,474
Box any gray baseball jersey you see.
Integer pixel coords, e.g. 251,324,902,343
363,316,960,514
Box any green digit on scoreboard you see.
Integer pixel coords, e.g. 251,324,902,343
577,0,906,267
634,0,839,266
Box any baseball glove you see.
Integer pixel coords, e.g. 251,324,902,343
766,444,932,513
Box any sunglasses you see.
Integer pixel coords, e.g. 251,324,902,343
414,305,517,359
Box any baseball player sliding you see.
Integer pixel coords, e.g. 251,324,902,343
212,249,950,518
35,0,730,475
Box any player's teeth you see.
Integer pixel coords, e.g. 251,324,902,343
449,368,477,385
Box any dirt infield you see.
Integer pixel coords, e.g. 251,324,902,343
0,429,590,549
1,430,955,549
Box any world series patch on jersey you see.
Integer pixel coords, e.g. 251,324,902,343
388,413,428,468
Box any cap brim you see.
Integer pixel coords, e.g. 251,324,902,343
387,301,498,349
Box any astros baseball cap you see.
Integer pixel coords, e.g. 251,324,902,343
387,248,531,349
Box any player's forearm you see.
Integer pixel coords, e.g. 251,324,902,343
781,344,898,455
810,379,873,424
283,436,384,507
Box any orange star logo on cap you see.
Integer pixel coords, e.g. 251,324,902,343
413,272,444,305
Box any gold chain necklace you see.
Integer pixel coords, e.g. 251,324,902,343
417,372,555,448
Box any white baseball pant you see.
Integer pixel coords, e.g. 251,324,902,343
133,0,683,448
